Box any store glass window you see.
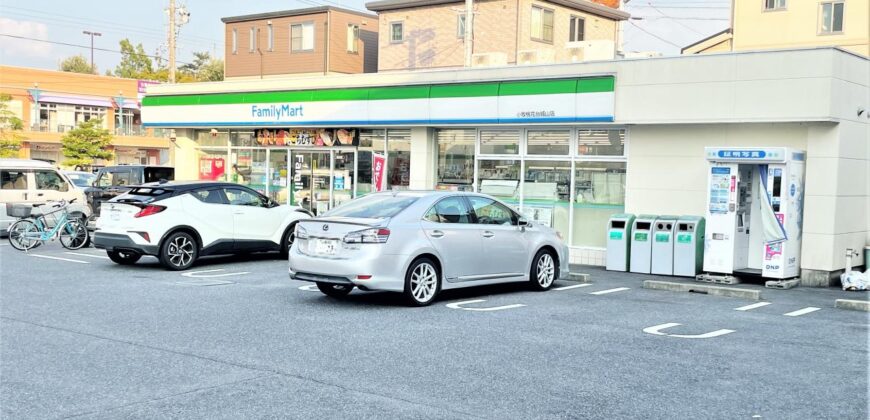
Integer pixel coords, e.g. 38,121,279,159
571,162,626,248
527,130,570,155
357,129,386,195
435,128,475,191
231,148,268,194
577,129,625,156
196,129,229,147
477,159,520,205
230,130,256,147
523,160,571,239
479,130,519,155
387,129,411,190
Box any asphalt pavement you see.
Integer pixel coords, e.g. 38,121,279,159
1,241,867,419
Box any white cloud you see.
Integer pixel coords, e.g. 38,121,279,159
0,17,52,59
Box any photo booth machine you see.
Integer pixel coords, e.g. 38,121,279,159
702,147,806,279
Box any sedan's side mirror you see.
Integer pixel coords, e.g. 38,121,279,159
518,217,529,231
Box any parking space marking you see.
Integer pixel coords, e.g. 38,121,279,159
554,284,592,291
643,323,735,339
298,284,319,292
445,299,526,312
64,252,110,260
181,269,250,278
589,287,630,295
29,254,89,264
734,302,772,311
784,307,821,317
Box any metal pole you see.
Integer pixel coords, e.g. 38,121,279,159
82,31,101,73
168,0,176,83
464,0,473,67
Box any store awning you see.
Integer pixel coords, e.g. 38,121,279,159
37,92,113,108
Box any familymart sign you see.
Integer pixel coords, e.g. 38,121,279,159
142,76,615,127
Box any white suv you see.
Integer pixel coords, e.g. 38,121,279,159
1,159,91,235
93,181,312,270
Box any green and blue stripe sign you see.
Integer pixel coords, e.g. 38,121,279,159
142,76,615,127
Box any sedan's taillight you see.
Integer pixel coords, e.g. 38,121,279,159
343,228,390,244
133,205,166,218
295,224,309,239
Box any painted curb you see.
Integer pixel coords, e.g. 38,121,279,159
567,273,592,283
643,280,761,301
834,299,870,312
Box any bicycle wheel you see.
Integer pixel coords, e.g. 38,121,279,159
8,219,41,251
59,220,88,250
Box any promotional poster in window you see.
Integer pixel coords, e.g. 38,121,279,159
253,129,359,147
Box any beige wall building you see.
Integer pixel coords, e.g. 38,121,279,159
683,0,868,56
367,0,629,71
222,6,378,80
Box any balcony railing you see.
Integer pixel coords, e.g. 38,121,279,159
114,125,148,136
28,122,162,138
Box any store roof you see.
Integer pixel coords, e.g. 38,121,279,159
221,6,376,23
365,0,630,20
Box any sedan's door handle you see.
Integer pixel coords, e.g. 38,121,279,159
482,231,494,238
429,230,444,238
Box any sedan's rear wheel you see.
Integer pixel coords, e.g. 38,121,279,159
316,282,353,298
107,250,141,265
403,258,440,307
529,249,557,291
159,231,198,271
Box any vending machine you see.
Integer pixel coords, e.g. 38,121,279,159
702,147,805,279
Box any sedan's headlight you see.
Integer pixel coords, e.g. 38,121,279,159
295,224,309,239
343,228,390,244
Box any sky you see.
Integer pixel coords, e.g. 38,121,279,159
0,0,730,74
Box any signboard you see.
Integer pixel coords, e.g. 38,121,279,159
708,167,731,214
199,157,225,180
142,77,616,127
372,153,386,192
705,147,788,163
253,128,359,147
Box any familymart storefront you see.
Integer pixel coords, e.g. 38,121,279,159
142,74,626,256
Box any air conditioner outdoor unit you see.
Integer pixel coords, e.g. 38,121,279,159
566,40,615,61
518,49,555,65
471,52,508,67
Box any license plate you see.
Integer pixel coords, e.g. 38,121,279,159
314,239,338,255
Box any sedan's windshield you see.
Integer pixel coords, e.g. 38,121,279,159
324,194,418,218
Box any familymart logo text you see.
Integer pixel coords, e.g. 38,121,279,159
251,104,304,120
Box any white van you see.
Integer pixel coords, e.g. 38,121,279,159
0,159,91,234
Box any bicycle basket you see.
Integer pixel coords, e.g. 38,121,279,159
8,204,32,218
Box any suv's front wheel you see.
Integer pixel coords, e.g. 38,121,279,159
159,231,198,270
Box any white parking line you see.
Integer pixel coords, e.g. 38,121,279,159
554,283,592,291
643,322,735,339
65,252,110,260
29,254,89,264
445,299,526,312
784,307,821,317
181,269,250,278
589,287,630,295
734,302,772,311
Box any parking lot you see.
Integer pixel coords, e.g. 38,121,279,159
1,242,868,419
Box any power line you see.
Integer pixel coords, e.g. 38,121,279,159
645,2,722,33
0,33,193,66
626,20,683,48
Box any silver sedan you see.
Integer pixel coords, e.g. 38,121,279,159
288,191,570,306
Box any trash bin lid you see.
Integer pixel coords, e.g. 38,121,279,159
678,215,704,222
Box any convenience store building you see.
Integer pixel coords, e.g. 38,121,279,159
142,47,868,284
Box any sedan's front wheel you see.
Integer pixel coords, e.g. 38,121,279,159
529,249,557,291
403,258,441,307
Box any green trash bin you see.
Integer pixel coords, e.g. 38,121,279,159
606,213,635,272
674,216,706,277
630,215,657,274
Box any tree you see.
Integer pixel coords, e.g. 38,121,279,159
61,119,114,168
114,39,154,79
59,55,96,74
0,93,24,158
179,51,224,82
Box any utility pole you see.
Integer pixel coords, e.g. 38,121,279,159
82,30,101,73
168,0,176,83
464,0,473,67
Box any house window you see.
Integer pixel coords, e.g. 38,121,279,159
820,1,844,33
457,14,466,38
267,23,273,51
347,24,360,53
531,5,554,43
291,22,314,52
763,0,786,10
390,21,404,43
569,16,585,42
231,29,237,54
249,27,256,52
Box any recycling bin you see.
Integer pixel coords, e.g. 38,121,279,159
651,215,678,275
629,215,656,274
673,216,706,277
606,213,635,272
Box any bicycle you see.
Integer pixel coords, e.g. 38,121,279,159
7,199,89,251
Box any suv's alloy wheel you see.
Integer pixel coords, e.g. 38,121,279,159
160,231,198,270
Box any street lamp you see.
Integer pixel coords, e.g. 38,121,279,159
82,31,102,73
28,82,41,131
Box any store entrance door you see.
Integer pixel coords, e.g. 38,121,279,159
290,149,356,215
